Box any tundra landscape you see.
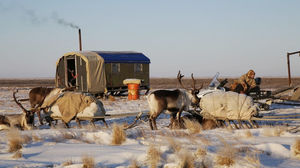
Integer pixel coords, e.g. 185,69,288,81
2,1,300,167
0,78,300,167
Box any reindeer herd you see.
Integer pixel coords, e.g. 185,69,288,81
0,70,259,131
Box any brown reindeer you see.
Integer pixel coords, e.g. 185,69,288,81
29,87,55,125
29,86,75,125
147,71,202,130
0,90,34,130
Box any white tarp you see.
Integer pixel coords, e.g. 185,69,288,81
200,91,258,120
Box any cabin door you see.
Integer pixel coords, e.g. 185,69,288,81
56,58,66,88
76,56,88,92
65,55,77,87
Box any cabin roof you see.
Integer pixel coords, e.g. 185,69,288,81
93,51,150,64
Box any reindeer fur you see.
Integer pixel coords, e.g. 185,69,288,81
5,90,35,130
29,87,74,125
29,87,58,125
0,113,32,130
147,89,199,130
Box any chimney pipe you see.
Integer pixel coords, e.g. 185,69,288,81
78,28,82,51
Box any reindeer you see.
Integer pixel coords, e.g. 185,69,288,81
29,87,55,125
29,86,75,125
147,71,202,130
0,90,34,130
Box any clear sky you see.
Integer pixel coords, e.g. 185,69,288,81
1,0,300,78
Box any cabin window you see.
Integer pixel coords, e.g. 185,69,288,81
112,63,120,73
134,64,143,72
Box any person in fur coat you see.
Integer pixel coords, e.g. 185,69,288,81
231,69,260,95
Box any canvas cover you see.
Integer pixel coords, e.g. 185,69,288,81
291,87,300,101
200,91,258,120
41,92,105,123
57,51,107,93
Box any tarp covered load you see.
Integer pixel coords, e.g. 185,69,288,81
41,92,106,123
200,91,258,120
290,87,300,101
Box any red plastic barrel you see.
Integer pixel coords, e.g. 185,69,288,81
128,83,139,100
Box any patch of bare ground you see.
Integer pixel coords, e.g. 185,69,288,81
150,77,300,90
0,77,300,90
0,79,55,87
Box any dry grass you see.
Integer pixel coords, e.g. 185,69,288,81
158,129,190,138
135,128,146,140
199,136,212,146
291,139,300,159
167,137,182,153
52,130,77,142
62,131,77,139
12,150,22,159
195,146,207,158
32,133,42,142
215,155,235,167
82,155,95,168
178,150,195,168
111,123,126,145
244,150,261,166
6,128,23,153
183,118,202,134
128,159,140,168
22,134,32,144
215,140,237,166
273,126,288,136
262,126,287,137
62,160,73,166
244,130,253,138
201,119,217,130
146,144,161,168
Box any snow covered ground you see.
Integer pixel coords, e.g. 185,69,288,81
1,87,300,167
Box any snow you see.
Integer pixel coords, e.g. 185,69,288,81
1,88,300,167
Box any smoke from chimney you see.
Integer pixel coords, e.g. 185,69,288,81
1,3,82,50
52,13,80,29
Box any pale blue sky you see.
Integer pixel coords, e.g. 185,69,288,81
1,0,300,78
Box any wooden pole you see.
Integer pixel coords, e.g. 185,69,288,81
286,51,300,86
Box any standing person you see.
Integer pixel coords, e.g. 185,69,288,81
231,69,260,94
68,69,78,87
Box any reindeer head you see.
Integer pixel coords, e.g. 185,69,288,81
13,90,35,125
177,71,203,107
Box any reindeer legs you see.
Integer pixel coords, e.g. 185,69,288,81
149,114,158,130
176,108,184,129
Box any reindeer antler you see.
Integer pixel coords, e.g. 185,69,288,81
191,73,196,90
198,83,203,90
178,70,204,91
13,90,30,113
191,73,203,91
177,70,188,90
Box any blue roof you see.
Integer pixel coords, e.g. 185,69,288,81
93,51,150,64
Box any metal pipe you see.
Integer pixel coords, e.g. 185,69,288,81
287,53,291,86
78,28,82,51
